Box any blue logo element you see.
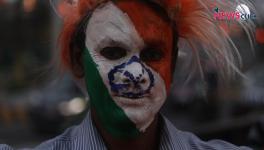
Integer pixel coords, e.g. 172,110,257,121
108,56,154,99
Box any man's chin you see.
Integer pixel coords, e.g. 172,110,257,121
122,106,157,132
111,95,164,132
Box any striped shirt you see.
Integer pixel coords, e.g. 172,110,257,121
0,112,252,150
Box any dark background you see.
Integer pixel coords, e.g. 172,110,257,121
0,0,263,149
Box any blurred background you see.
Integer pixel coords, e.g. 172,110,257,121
0,0,263,149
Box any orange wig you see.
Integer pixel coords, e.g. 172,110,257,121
58,0,255,79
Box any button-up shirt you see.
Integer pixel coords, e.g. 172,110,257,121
0,112,252,150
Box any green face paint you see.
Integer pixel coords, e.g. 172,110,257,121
82,48,140,138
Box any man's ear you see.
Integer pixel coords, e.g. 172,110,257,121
71,46,85,78
73,76,89,97
171,28,179,75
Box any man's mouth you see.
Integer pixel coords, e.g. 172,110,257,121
113,92,150,100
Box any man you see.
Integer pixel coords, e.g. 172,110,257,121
0,0,255,149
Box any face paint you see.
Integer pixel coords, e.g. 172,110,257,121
83,1,171,138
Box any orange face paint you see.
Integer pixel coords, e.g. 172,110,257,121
116,1,175,92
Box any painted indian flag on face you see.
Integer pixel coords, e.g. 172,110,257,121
83,1,174,138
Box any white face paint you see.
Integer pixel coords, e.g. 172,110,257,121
85,2,167,132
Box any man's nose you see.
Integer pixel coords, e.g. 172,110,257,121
121,63,148,87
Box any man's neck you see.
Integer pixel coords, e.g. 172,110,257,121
91,109,161,150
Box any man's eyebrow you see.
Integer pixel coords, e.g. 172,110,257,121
98,38,132,50
143,39,164,50
142,0,171,22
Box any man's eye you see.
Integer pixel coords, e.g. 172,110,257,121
140,48,164,62
100,47,127,60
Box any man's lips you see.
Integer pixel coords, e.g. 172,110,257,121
112,92,150,100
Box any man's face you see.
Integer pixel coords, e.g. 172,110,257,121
84,1,174,133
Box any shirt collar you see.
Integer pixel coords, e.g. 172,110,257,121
161,116,187,150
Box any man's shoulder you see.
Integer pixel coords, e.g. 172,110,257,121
32,125,78,150
1,112,105,150
0,126,77,150
0,144,14,150
162,117,253,150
